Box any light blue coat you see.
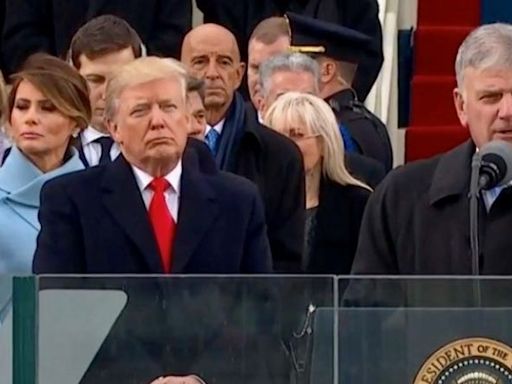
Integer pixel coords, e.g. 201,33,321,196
0,146,84,274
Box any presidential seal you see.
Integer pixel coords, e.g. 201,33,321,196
413,338,512,384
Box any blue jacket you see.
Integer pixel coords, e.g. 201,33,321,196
0,146,84,274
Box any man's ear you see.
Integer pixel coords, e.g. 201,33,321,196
106,119,121,143
320,60,337,84
259,98,267,117
235,62,247,88
254,94,264,111
453,88,468,128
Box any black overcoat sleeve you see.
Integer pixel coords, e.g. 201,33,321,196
2,0,53,75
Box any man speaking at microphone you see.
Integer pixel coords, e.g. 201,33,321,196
352,23,512,275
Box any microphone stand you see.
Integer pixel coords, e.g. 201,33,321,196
469,152,482,307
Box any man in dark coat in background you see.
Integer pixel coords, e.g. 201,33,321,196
2,0,191,76
181,23,305,273
197,0,383,101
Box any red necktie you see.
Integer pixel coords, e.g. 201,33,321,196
148,177,176,273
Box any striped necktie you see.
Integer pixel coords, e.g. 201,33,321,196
205,129,220,155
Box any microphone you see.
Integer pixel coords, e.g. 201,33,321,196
469,139,512,280
478,140,512,190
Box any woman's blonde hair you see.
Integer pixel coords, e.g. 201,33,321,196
264,92,370,190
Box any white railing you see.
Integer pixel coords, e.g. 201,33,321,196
366,0,400,165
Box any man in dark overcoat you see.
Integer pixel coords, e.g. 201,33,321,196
181,23,305,273
352,23,512,275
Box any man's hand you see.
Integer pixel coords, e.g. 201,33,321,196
149,375,206,384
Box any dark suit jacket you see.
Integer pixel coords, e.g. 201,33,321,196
2,0,191,75
352,139,512,275
345,152,385,189
33,144,272,274
75,134,93,168
236,104,305,273
197,0,383,101
33,141,285,384
307,178,370,275
329,89,393,172
345,141,512,309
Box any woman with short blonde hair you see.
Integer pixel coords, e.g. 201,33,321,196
264,92,371,274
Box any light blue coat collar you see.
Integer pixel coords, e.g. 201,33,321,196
0,146,84,208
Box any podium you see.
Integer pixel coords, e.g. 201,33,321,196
335,277,512,384
2,276,512,384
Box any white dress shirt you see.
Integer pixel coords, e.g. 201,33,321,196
131,161,182,222
205,119,225,137
475,146,512,211
482,182,512,211
257,110,264,124
80,126,120,166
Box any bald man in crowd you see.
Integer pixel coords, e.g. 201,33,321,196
181,23,305,273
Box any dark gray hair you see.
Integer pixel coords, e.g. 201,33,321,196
259,52,320,97
455,23,512,88
187,76,206,103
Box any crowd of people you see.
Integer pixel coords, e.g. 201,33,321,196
1,1,512,383
0,5,392,277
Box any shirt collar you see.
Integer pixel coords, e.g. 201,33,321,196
81,126,111,146
0,146,84,206
257,110,264,124
131,160,182,196
205,119,225,136
482,180,512,210
428,140,475,205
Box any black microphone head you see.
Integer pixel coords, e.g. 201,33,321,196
479,140,512,189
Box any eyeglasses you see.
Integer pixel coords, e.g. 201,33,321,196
288,133,321,142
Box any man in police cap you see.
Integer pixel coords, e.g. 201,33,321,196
286,12,393,173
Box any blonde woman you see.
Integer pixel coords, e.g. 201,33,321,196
264,92,371,274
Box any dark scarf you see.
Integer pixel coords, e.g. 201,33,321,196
215,92,247,171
